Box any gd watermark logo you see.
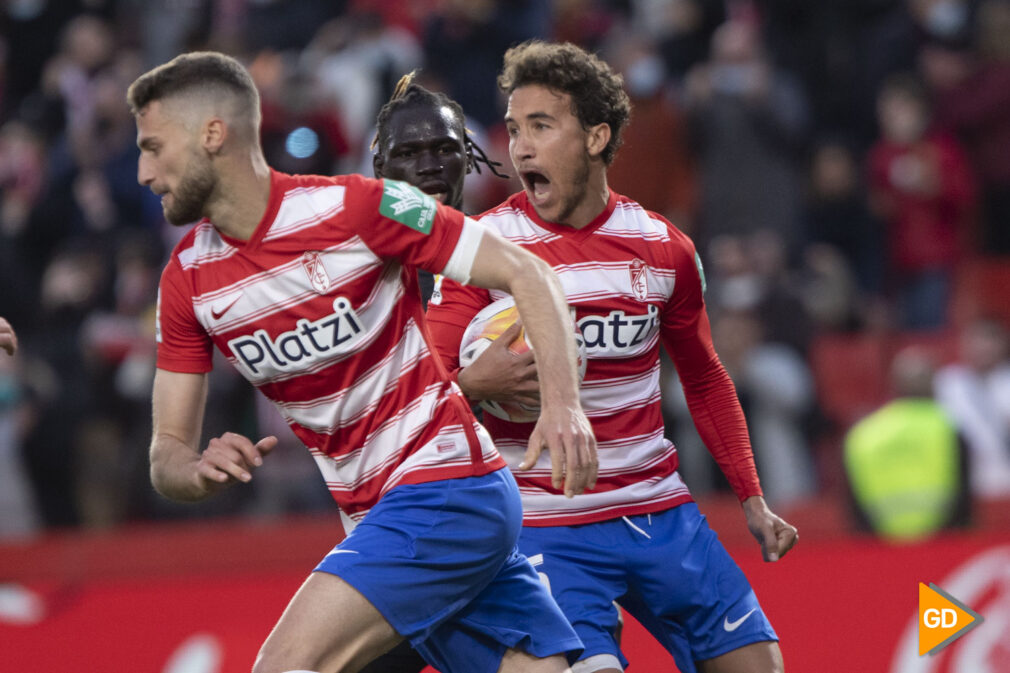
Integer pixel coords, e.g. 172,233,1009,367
918,582,984,656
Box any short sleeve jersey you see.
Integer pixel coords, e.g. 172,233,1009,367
156,171,503,524
427,190,760,527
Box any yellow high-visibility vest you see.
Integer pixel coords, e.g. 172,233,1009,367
844,399,960,542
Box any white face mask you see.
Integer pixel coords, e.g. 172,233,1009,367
926,0,968,38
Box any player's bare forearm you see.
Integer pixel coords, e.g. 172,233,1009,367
465,233,597,494
506,257,581,407
742,495,799,562
465,234,581,408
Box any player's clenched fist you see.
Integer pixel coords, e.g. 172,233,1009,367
0,317,18,356
196,432,278,493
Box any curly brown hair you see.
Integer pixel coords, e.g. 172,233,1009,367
498,40,631,165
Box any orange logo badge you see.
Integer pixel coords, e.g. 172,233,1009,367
918,582,983,656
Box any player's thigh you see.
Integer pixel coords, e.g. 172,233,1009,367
497,649,571,673
253,571,401,673
696,640,784,673
624,505,777,668
519,526,626,668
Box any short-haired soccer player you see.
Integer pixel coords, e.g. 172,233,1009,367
129,51,597,673
427,41,798,673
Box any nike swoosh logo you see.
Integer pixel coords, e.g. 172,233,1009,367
324,549,360,558
210,296,241,320
723,608,757,632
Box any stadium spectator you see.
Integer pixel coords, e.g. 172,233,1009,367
844,346,970,541
926,0,1010,254
129,51,594,673
934,317,1010,498
803,138,884,301
683,17,810,252
427,40,795,673
606,34,698,233
867,73,976,330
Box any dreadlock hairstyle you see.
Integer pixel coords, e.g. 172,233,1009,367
373,72,508,179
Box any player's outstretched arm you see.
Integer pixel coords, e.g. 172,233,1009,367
465,232,597,497
0,317,17,356
742,496,799,562
150,368,277,502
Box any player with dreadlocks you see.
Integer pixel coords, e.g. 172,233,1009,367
372,71,508,306
353,73,515,673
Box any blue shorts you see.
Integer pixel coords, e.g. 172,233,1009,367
519,503,778,673
315,468,583,673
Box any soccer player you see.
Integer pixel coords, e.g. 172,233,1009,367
359,72,512,673
0,317,16,356
129,51,597,673
426,41,798,673
372,71,508,305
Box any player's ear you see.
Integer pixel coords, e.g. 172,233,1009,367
372,152,385,178
203,117,227,155
585,123,611,160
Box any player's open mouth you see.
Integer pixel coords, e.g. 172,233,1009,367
522,171,550,203
419,182,449,204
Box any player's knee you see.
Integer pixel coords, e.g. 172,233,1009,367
498,649,571,673
572,653,623,673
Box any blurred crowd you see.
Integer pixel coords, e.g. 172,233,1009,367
1,0,1009,539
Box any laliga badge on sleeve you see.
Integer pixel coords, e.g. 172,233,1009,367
918,582,984,656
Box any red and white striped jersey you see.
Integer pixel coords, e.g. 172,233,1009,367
427,190,761,527
156,170,503,526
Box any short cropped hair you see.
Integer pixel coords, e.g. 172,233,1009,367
498,41,631,165
127,51,260,130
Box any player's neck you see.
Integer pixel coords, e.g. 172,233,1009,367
206,155,272,241
554,172,610,230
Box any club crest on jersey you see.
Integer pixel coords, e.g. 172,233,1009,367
630,258,649,301
379,179,436,234
301,251,331,294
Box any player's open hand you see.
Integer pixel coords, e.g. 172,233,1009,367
458,321,540,406
196,432,278,494
0,317,18,356
742,496,798,562
522,404,597,497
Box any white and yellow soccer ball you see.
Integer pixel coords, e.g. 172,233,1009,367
459,296,587,422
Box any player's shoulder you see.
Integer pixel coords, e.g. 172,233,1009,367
476,191,526,222
611,192,697,255
166,219,221,272
279,171,385,194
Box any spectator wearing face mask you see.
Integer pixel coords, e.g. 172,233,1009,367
867,73,976,330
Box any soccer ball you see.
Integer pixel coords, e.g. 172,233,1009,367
458,296,586,422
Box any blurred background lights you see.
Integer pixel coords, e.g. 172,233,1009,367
285,127,319,159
